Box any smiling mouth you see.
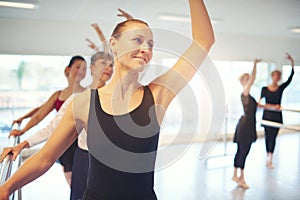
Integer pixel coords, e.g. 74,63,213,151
134,56,147,63
103,71,112,76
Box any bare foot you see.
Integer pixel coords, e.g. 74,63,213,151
239,181,250,189
267,161,274,169
232,176,240,184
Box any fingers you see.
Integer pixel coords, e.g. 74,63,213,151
254,58,262,63
0,148,13,163
118,8,125,14
91,23,99,29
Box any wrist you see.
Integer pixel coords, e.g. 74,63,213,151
21,141,30,148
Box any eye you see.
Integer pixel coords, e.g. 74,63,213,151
133,37,143,45
147,42,154,49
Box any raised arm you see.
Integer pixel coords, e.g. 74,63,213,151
243,59,261,96
0,103,79,199
150,0,214,123
86,38,100,51
281,53,295,89
11,106,41,126
91,23,108,52
9,91,60,137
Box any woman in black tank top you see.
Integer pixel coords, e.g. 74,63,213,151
0,1,215,199
258,53,295,169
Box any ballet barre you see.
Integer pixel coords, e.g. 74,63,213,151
262,107,300,113
260,120,300,132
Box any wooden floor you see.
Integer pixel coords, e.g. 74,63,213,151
7,132,300,200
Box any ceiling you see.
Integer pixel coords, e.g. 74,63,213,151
0,0,300,39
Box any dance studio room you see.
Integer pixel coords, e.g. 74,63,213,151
0,0,299,199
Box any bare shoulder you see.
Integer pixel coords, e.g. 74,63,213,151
72,89,92,124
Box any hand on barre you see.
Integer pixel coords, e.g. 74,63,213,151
0,141,29,163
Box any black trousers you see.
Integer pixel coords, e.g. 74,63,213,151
70,147,89,200
234,142,252,169
264,126,279,153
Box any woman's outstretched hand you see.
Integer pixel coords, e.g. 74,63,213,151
11,118,23,126
254,58,262,64
0,142,28,163
117,8,133,20
86,38,99,51
286,53,294,67
8,129,24,137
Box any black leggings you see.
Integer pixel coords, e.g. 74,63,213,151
234,142,252,169
264,127,279,153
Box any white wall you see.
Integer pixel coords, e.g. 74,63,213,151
1,18,300,65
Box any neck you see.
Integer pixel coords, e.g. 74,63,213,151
106,63,140,99
90,77,105,89
271,82,278,87
67,78,83,92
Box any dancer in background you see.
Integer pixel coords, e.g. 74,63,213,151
0,0,214,199
258,53,295,168
232,59,261,189
1,52,112,199
8,55,87,185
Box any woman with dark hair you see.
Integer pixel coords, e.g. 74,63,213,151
232,59,261,189
0,0,214,199
8,55,87,185
258,53,295,168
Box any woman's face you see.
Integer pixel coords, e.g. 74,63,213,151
69,60,87,82
90,57,113,82
240,74,250,86
111,23,154,72
272,72,281,83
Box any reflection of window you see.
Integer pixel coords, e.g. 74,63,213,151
0,54,88,131
215,61,269,133
281,65,300,124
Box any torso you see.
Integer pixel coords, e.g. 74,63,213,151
85,86,160,199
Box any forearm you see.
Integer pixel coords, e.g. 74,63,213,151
3,152,54,195
18,106,40,121
21,115,42,133
26,128,50,147
189,0,214,51
94,26,108,51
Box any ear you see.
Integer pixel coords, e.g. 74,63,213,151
109,37,117,55
64,66,70,78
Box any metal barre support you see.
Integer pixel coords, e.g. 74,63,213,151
0,135,22,200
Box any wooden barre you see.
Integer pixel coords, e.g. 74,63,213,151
260,120,300,131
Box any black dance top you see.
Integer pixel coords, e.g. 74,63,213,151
86,86,160,199
261,68,294,123
234,94,257,143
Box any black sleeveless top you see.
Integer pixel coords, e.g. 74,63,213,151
260,68,294,123
85,86,160,199
234,94,257,143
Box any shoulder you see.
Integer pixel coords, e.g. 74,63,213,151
72,90,92,123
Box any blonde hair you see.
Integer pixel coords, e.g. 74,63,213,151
271,70,281,77
239,73,249,84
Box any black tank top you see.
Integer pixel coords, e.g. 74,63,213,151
86,86,160,199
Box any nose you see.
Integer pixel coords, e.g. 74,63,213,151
140,41,151,53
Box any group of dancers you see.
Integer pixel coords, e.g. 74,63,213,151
233,54,295,189
0,0,297,199
0,0,214,199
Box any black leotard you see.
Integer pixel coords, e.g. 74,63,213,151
83,86,160,200
234,94,257,144
261,68,294,123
